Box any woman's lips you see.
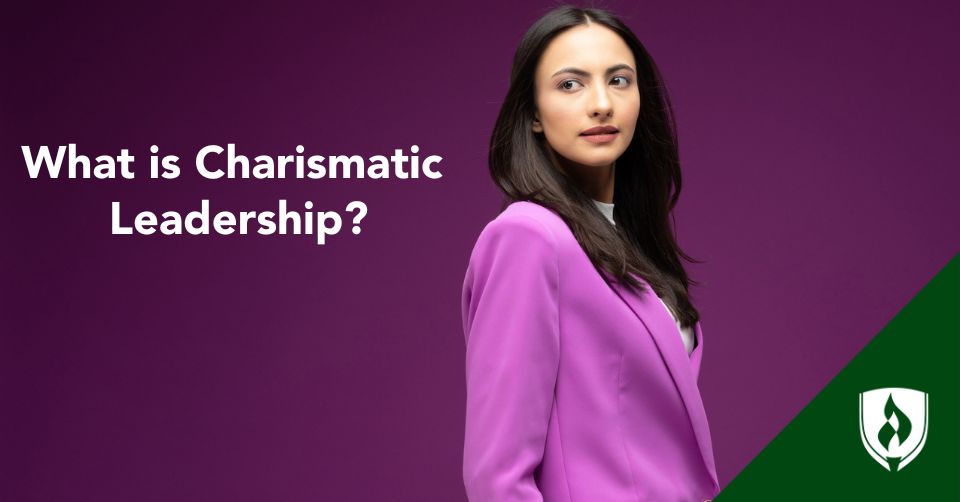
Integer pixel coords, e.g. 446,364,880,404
580,132,619,144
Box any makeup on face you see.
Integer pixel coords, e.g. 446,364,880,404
579,124,620,144
533,24,641,169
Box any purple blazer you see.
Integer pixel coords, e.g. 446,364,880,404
461,201,719,502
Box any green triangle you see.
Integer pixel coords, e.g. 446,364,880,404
715,253,959,500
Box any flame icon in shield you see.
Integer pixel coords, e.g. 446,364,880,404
859,388,929,472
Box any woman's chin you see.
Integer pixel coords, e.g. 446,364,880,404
572,155,620,169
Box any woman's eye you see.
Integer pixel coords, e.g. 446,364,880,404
559,77,631,91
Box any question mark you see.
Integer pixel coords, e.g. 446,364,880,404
345,201,367,235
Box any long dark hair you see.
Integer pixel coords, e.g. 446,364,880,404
489,5,702,328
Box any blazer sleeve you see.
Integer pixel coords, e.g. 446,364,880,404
460,214,560,502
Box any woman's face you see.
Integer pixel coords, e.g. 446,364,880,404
532,23,641,173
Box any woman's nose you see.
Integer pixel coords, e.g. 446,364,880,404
590,85,613,117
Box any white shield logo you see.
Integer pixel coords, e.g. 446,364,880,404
859,387,928,472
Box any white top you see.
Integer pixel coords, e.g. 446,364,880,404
591,198,696,356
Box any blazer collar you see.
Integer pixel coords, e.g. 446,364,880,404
602,272,719,489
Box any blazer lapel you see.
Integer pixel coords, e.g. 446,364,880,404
602,273,719,487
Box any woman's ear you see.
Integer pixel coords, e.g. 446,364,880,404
532,111,543,133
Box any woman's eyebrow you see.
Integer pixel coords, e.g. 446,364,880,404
551,63,636,77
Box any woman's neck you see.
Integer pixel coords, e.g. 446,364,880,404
546,147,615,202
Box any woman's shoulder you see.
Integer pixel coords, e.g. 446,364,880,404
481,200,568,244
466,201,571,264
464,202,567,293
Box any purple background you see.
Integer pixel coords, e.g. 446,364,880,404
3,1,958,500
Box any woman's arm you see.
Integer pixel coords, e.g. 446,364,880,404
461,214,561,502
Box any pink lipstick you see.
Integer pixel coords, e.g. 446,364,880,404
580,125,619,144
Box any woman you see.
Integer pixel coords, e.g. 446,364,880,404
460,6,719,502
